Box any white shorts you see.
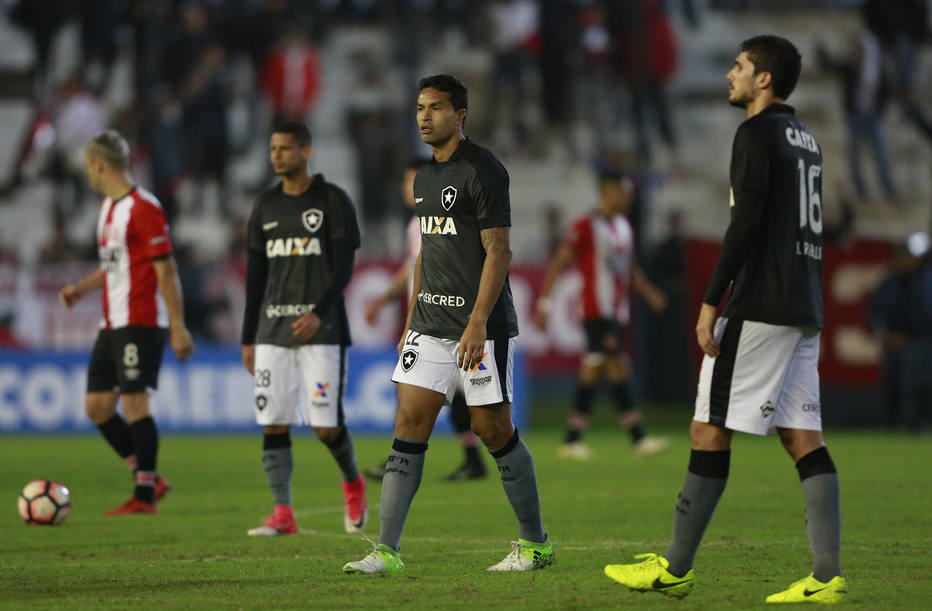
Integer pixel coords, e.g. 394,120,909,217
253,344,347,427
694,318,822,436
391,331,515,406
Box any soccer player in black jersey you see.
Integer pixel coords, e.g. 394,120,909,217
363,157,487,483
604,36,846,603
344,75,552,575
241,120,368,537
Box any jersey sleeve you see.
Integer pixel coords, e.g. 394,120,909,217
470,158,511,230
703,120,771,305
130,200,173,259
327,187,361,249
241,200,268,344
246,199,266,254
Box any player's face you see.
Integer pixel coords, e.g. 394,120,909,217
83,152,103,194
402,167,418,209
727,51,761,108
416,88,465,147
269,133,310,177
600,179,633,214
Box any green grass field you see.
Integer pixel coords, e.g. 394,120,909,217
1,420,930,608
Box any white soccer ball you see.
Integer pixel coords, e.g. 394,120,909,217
18,479,71,525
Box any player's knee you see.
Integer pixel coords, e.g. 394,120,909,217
689,419,731,450
84,393,116,424
579,362,601,385
472,418,513,450
394,408,432,438
313,425,342,445
263,424,290,435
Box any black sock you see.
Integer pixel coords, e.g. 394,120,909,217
97,414,135,460
465,444,481,466
628,424,645,443
565,385,595,443
129,416,158,503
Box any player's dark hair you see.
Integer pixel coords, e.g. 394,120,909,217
739,35,802,100
417,74,468,112
597,169,626,186
406,157,431,171
272,120,312,147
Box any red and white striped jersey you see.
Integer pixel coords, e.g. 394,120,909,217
565,211,635,323
96,186,173,329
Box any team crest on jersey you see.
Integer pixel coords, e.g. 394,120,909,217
441,185,457,211
401,349,419,372
302,208,323,233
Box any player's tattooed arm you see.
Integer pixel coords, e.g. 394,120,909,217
459,227,512,370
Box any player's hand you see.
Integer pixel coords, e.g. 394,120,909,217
532,298,549,331
364,297,384,325
242,344,255,375
58,284,83,308
292,311,321,341
647,288,668,314
457,318,487,371
170,325,196,362
696,303,720,357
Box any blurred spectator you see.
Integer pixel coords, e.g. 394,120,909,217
9,0,72,94
604,0,679,166
862,0,932,141
485,0,541,153
258,26,322,124
345,52,405,245
50,75,107,216
537,0,581,153
817,32,898,201
175,245,231,343
869,233,932,430
180,43,231,216
141,87,186,224
161,2,217,89
642,211,690,401
79,0,120,93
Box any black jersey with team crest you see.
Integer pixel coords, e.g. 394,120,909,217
246,174,360,346
704,103,824,328
410,138,519,340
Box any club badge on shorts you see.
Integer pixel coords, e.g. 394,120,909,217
401,349,418,372
302,208,323,233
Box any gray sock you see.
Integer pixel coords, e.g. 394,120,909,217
492,431,546,544
325,427,359,483
378,438,427,552
664,450,730,577
262,434,293,506
797,447,842,582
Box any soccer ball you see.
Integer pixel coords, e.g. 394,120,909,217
18,479,71,525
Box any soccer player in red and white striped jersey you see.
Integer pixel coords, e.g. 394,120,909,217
59,129,195,515
534,170,669,459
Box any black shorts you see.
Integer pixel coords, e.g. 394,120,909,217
582,318,627,355
87,326,167,394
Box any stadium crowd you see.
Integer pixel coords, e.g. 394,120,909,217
0,0,929,424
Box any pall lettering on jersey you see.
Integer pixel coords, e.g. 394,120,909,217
266,237,322,257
